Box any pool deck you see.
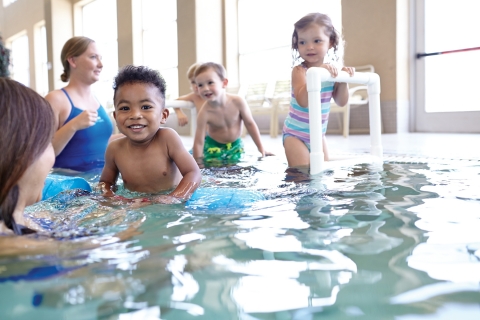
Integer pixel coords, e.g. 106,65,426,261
179,133,480,162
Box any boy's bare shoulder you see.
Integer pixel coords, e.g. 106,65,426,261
226,93,246,107
156,127,181,140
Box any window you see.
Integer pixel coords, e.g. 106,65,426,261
8,32,30,87
237,0,342,84
141,0,178,99
3,0,17,7
35,23,49,97
81,0,118,109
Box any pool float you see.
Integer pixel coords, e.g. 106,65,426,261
42,174,92,200
42,175,264,209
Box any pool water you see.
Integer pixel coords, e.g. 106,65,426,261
1,153,480,319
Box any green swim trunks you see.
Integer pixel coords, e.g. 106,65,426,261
203,135,244,164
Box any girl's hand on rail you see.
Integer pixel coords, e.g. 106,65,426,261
342,66,355,77
320,63,339,77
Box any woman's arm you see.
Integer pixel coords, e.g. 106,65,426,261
45,90,99,156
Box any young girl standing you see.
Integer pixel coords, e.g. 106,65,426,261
283,13,355,168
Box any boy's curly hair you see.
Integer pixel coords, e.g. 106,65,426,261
113,65,167,103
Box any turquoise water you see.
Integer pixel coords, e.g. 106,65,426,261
1,153,480,319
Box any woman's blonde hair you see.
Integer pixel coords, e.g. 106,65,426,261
60,36,95,82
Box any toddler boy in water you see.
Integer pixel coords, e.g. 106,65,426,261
99,65,201,203
192,62,272,166
173,62,205,126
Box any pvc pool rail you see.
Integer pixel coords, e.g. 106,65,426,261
307,67,383,175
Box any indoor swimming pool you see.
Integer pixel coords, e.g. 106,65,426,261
0,151,479,319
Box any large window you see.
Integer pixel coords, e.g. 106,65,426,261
81,0,119,109
238,0,342,85
35,23,49,97
7,32,30,87
142,0,178,99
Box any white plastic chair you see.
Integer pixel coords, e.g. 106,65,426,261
329,64,375,137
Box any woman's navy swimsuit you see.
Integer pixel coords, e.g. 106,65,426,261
54,88,113,171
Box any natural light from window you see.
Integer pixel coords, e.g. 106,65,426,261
8,33,30,87
2,0,17,7
35,24,49,97
82,0,119,111
142,0,178,99
238,0,342,85
424,0,480,112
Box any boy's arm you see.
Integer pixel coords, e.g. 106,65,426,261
192,108,208,165
98,142,120,196
236,97,271,157
173,108,188,126
164,129,202,200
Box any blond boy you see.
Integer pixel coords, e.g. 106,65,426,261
173,62,205,126
192,62,272,166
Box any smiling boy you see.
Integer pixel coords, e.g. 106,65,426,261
99,65,201,203
192,62,272,166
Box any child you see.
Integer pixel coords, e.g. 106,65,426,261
192,62,272,166
283,13,355,167
99,65,202,204
173,62,205,126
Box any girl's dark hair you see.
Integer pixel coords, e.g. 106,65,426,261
0,78,55,231
291,13,342,64
113,65,167,104
60,36,95,82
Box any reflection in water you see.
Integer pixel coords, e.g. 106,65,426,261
1,157,480,318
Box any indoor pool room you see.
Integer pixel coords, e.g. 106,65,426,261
1,0,480,319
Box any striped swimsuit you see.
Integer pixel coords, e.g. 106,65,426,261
282,68,334,151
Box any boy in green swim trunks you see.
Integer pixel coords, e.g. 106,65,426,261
192,62,273,166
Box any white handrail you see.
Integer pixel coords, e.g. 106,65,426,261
165,100,196,136
306,68,383,175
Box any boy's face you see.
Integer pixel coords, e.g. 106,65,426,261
195,68,228,101
114,82,169,144
189,78,199,95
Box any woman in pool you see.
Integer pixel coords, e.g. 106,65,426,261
0,78,55,235
45,36,121,172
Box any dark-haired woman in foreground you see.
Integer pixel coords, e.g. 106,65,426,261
0,78,140,255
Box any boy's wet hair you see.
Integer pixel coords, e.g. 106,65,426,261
194,62,227,81
113,65,167,104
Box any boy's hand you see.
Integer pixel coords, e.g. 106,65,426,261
177,113,189,126
342,66,355,77
265,151,275,156
95,182,115,197
151,195,183,205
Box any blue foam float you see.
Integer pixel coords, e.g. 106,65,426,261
42,175,264,208
186,187,265,209
42,175,92,200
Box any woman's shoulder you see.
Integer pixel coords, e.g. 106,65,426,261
45,89,68,107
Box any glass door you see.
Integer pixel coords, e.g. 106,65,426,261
415,0,480,132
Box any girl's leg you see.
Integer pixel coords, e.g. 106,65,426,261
284,136,310,167
323,135,329,161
